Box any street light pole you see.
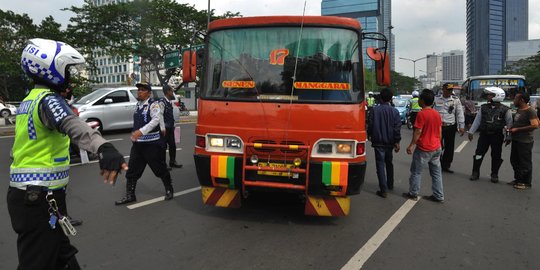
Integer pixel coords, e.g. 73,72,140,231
399,56,427,79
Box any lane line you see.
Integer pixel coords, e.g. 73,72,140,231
127,186,201,209
107,138,123,142
454,140,468,153
341,199,419,270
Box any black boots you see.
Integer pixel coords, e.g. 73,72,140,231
470,156,483,181
490,159,503,183
169,161,183,168
115,179,137,205
162,176,174,201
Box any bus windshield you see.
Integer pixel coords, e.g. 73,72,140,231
202,27,361,103
466,77,526,102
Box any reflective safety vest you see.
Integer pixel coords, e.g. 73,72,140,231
410,97,421,112
479,102,509,134
367,97,375,107
10,88,70,190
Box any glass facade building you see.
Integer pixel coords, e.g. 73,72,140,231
466,0,528,76
321,0,394,71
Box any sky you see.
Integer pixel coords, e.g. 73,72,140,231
2,0,540,78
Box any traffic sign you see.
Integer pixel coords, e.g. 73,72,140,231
181,44,204,53
164,51,180,69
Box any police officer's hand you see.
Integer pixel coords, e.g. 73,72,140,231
98,143,128,185
468,133,473,141
131,130,143,142
458,128,465,136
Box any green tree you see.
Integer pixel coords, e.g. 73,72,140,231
504,51,540,94
364,68,418,95
65,0,238,86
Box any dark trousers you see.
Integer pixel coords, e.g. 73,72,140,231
165,127,177,164
510,141,534,185
473,132,504,174
126,142,171,182
441,124,457,169
374,146,394,192
7,187,80,270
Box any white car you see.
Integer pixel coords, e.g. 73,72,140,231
0,102,17,118
72,87,180,131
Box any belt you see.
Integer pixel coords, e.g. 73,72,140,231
442,122,455,127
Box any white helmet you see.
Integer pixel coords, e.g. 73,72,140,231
368,91,374,95
21,38,85,88
484,87,505,102
412,90,419,97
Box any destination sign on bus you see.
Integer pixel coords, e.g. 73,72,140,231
479,79,519,86
294,82,350,90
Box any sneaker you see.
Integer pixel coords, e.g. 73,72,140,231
423,195,444,203
513,183,531,190
402,192,418,201
376,191,388,198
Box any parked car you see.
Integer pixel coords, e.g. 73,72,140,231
0,102,17,118
72,87,180,131
392,97,409,123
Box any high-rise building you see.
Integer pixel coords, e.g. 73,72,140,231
442,50,464,82
466,0,528,76
321,0,394,71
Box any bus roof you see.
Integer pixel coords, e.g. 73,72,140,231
208,16,361,32
467,75,525,80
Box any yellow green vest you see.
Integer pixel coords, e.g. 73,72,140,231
410,97,421,112
367,97,375,107
10,88,70,189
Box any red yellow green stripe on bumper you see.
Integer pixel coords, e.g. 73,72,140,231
201,186,241,208
304,195,350,216
210,155,235,188
322,161,349,196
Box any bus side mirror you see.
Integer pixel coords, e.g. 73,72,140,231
182,50,197,82
366,47,390,86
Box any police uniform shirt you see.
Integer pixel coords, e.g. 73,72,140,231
136,98,162,135
433,94,465,129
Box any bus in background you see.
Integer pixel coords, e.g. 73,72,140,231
461,75,527,111
183,16,390,216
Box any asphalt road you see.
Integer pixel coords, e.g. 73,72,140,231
1,123,539,270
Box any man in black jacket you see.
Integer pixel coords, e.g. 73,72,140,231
367,88,402,198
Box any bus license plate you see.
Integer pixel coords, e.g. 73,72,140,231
257,162,295,177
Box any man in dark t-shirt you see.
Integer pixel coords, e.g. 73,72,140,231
508,92,539,189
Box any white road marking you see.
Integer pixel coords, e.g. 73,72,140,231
127,186,201,209
341,198,419,270
454,140,468,153
107,138,123,142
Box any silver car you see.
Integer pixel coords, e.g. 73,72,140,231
73,87,180,131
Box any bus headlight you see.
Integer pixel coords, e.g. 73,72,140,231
312,139,361,158
205,134,244,154
337,143,352,154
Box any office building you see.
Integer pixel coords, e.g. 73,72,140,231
507,39,540,66
466,0,528,76
321,0,394,71
442,50,464,82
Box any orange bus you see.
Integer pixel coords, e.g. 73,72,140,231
183,16,389,216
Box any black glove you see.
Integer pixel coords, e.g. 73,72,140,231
97,143,125,171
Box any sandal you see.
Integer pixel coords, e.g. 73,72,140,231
513,183,531,190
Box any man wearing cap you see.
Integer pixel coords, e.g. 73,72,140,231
160,85,182,169
115,82,174,205
433,83,465,173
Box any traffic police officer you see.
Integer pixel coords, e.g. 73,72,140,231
8,38,127,269
467,87,512,182
115,82,174,205
408,90,421,126
433,83,465,173
160,85,182,169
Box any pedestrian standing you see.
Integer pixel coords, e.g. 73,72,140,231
8,38,127,269
433,83,465,173
467,87,512,183
408,90,421,126
462,95,477,130
403,89,444,202
115,82,174,205
161,85,183,169
367,88,401,198
508,92,539,190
